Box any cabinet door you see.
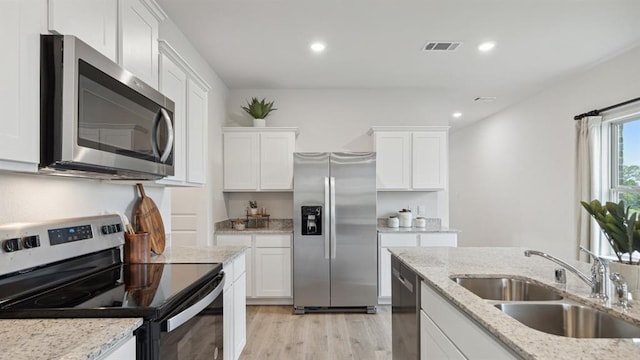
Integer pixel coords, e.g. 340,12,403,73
259,132,295,190
119,0,159,88
245,247,254,298
255,247,292,297
419,233,457,247
0,0,41,172
223,286,234,360
186,79,207,184
379,247,392,299
233,273,247,359
374,132,411,189
158,53,187,182
412,131,447,190
99,335,136,360
223,132,259,190
48,0,117,61
420,310,465,360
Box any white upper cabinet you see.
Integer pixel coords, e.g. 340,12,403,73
223,131,259,190
412,131,447,190
48,0,118,61
372,131,411,189
370,127,449,191
157,40,211,186
223,128,298,191
0,0,42,173
158,53,187,182
119,0,165,89
186,79,207,184
259,132,296,190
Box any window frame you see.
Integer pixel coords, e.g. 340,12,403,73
596,106,640,260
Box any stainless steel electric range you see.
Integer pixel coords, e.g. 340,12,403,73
0,214,224,360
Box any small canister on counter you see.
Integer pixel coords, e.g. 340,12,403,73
124,232,150,263
415,217,426,228
388,216,399,228
398,210,413,227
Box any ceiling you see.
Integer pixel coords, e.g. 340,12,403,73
156,0,640,127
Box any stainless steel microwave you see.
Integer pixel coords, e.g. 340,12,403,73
40,35,175,180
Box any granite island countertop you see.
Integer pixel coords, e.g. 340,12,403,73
0,318,142,360
388,247,640,359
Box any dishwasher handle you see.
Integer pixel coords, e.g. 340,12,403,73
392,267,413,293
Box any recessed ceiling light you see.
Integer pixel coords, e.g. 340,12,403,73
452,112,462,118
478,41,495,52
310,42,326,53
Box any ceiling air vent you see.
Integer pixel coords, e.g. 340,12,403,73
473,97,497,102
422,41,462,51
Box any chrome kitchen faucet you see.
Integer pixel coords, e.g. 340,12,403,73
524,248,612,302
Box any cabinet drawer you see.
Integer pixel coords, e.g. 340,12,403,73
380,233,418,247
217,234,252,246
255,234,291,247
418,233,457,247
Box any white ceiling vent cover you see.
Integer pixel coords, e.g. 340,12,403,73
422,42,462,51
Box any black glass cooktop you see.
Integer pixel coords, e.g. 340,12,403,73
0,249,221,320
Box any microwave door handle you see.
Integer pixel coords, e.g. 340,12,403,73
151,110,162,159
158,108,174,163
163,273,225,332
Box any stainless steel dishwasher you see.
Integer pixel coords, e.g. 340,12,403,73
391,255,419,359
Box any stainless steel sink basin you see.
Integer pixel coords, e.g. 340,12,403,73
495,303,640,338
452,277,563,301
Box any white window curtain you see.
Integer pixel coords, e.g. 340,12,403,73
575,116,602,261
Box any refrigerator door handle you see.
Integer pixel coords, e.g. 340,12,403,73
324,176,330,260
330,176,336,259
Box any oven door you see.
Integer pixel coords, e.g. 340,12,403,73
158,272,224,360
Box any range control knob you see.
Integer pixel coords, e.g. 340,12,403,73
2,238,22,252
22,235,40,249
101,225,111,235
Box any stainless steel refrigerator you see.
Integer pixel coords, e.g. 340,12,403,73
293,152,377,314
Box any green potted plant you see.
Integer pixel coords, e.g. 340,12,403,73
581,199,640,296
241,97,277,127
581,199,640,265
248,200,258,215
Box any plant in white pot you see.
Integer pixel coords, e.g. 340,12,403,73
241,97,277,127
581,199,640,294
248,200,258,215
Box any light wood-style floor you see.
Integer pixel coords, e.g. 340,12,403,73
239,305,392,360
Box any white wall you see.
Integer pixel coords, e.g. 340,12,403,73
227,89,450,151
0,173,168,226
225,89,452,224
450,45,640,260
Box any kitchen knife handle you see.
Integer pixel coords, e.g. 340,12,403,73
330,176,336,259
324,176,330,260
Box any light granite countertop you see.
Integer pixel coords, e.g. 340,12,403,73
388,247,640,359
0,318,142,360
149,245,247,265
377,226,459,233
0,245,246,360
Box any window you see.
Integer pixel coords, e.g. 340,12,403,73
596,108,640,258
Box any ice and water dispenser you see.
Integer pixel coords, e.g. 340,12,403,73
301,206,322,235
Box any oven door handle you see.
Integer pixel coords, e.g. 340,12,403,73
163,273,225,332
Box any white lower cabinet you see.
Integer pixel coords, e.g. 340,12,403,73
99,335,136,360
216,233,292,304
255,247,292,297
420,310,464,360
379,232,457,303
420,282,518,359
223,252,246,360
